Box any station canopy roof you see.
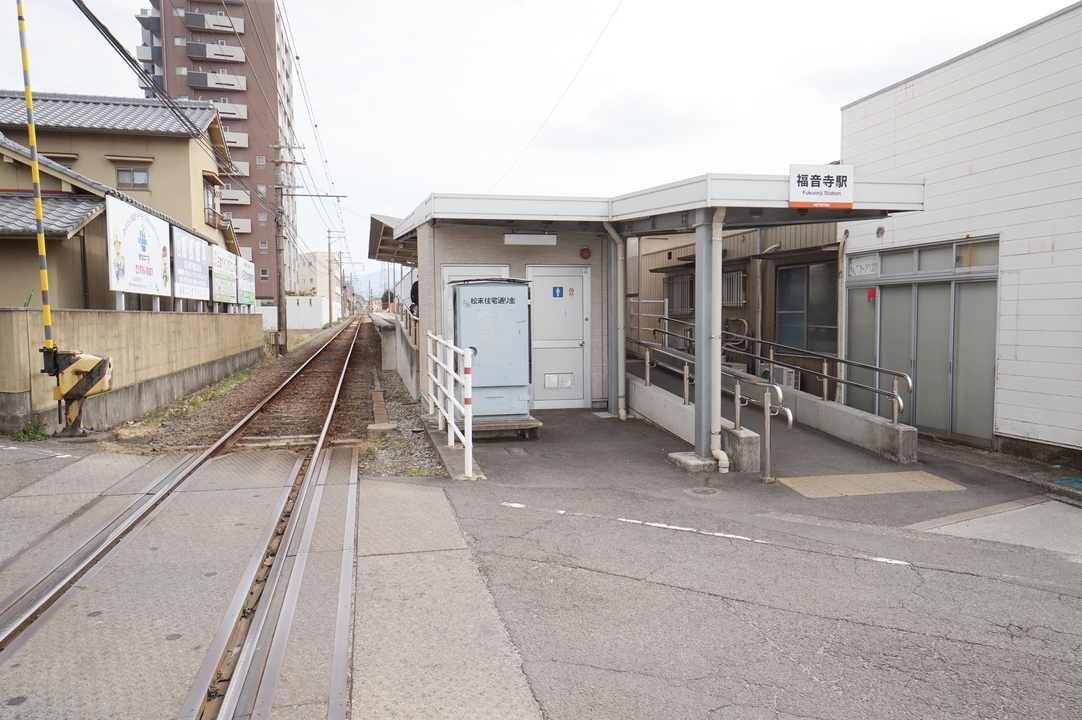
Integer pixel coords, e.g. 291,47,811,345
369,172,924,266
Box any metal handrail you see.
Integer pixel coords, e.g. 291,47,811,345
645,315,911,423
426,332,474,478
721,329,913,392
627,337,791,482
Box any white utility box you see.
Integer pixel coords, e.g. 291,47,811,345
452,279,532,421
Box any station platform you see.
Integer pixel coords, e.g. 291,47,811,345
2,409,1082,719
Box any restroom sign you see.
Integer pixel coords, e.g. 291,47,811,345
789,164,854,209
552,286,563,298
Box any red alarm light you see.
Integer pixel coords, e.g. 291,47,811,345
580,247,591,259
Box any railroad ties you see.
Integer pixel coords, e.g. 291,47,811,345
0,316,541,719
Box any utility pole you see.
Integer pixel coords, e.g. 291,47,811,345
273,141,288,356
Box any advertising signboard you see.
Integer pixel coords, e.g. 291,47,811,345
106,195,171,296
211,245,238,303
789,164,854,209
172,227,211,301
237,257,256,305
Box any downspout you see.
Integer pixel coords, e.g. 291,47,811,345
602,222,627,420
710,211,729,472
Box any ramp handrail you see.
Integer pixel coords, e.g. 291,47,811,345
425,332,473,477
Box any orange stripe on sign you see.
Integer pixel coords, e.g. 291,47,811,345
788,201,853,209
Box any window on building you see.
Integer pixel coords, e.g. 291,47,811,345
776,262,837,355
116,167,149,190
175,66,188,75
260,268,269,281
255,155,266,169
258,213,268,226
222,211,232,220
174,36,186,46
203,180,217,221
222,125,230,133
259,240,268,253
172,7,185,16
177,95,189,100
722,270,747,307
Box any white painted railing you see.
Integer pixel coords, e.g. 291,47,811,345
426,332,473,477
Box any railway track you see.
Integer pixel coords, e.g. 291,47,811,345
0,317,365,719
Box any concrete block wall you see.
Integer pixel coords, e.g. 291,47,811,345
0,308,263,434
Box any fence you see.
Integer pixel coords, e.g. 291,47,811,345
425,332,474,477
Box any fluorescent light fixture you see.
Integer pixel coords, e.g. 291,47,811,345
504,233,557,246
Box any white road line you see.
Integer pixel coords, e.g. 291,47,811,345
502,501,908,566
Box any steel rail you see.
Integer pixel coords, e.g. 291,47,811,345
0,320,359,657
199,318,361,720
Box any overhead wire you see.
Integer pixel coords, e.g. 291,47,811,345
486,0,626,193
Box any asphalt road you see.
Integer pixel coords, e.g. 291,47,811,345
437,409,1082,720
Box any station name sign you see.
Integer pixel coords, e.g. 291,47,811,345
789,164,854,209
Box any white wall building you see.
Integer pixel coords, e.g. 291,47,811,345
298,251,342,321
839,3,1082,462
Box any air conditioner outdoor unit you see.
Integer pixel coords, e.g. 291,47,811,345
776,367,798,389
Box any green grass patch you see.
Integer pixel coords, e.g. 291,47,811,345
13,417,49,441
135,358,274,429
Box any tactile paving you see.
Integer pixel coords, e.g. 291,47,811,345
779,471,965,498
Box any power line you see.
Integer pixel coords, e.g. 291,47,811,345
487,0,626,193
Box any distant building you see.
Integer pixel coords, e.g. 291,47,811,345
839,3,1082,463
298,250,343,321
136,0,299,301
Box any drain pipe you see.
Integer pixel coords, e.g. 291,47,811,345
710,211,730,472
602,222,627,420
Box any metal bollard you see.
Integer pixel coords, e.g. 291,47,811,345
683,363,690,405
734,381,742,430
761,387,774,483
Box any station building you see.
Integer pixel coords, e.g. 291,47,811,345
370,174,924,470
371,3,1082,470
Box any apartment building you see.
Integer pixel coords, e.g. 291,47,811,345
137,0,299,301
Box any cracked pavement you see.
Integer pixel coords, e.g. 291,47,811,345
437,409,1082,719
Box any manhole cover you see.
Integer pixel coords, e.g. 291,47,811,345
692,487,718,495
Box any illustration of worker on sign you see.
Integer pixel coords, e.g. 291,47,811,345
112,238,125,282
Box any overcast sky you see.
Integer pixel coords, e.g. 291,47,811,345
0,0,1073,269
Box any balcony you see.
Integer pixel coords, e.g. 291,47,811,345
185,12,244,34
221,189,251,205
225,160,249,176
229,218,252,233
136,45,162,63
139,74,164,92
187,42,245,63
212,101,248,120
223,131,249,148
136,10,160,32
187,72,246,92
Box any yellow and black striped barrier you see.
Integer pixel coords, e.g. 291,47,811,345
42,350,113,436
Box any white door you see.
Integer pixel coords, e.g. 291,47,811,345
528,265,590,409
441,264,510,340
